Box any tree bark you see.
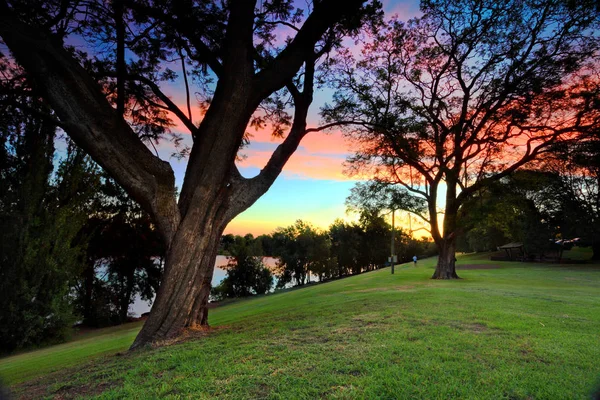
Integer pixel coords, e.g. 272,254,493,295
131,206,227,348
431,177,461,279
592,240,600,261
432,238,460,279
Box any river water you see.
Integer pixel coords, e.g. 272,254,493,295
130,255,279,317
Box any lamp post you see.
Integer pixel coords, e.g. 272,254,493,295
390,209,395,274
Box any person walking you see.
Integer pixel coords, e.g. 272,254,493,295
413,255,417,266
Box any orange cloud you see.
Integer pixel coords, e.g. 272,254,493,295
225,219,282,236
247,122,351,153
225,202,356,236
298,130,351,155
238,148,354,180
167,102,206,134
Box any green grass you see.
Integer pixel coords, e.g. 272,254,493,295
0,322,143,385
2,253,600,399
562,246,594,261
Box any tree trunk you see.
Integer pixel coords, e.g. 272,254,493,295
187,271,217,328
119,266,135,323
592,240,600,261
82,261,95,325
431,175,461,279
432,238,460,279
130,203,227,349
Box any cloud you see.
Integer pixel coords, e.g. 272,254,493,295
236,126,362,180
238,148,352,180
299,130,351,156
248,127,351,154
166,102,205,134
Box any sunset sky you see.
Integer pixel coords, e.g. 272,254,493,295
155,0,422,236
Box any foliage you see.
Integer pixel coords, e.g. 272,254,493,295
0,117,100,352
272,220,334,287
354,209,396,269
328,219,363,276
74,177,165,327
346,180,435,265
323,0,600,277
219,233,264,257
0,46,165,343
220,213,436,289
544,136,600,259
212,244,273,301
346,180,426,218
456,167,598,259
3,253,600,399
456,171,555,253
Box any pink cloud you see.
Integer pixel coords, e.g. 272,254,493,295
237,124,365,180
167,102,205,134
298,130,350,155
239,149,349,180
248,127,351,155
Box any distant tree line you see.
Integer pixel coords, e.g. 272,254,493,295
213,215,437,301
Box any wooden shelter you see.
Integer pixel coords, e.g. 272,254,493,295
497,242,525,261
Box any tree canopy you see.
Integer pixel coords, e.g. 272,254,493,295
323,0,600,278
0,0,382,347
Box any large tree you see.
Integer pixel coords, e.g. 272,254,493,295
0,0,380,348
323,0,600,278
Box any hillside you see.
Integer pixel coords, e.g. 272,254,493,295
2,254,600,399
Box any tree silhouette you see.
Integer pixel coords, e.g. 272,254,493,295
323,0,600,278
0,0,380,347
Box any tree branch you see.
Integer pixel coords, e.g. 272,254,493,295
178,48,193,123
0,98,66,128
126,73,197,136
227,56,319,217
252,0,364,104
124,0,224,77
0,12,181,246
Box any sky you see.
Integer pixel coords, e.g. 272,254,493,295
157,1,422,237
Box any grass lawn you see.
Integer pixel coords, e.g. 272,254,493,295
0,322,143,386
2,253,600,399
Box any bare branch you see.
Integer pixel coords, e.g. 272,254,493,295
178,48,193,123
126,73,197,136
252,0,364,104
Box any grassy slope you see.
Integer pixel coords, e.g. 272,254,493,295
0,322,143,385
2,254,600,399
